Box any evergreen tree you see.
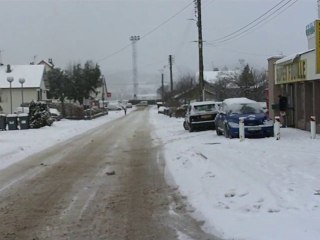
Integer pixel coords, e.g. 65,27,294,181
82,61,102,98
29,101,53,128
66,61,101,105
46,68,71,116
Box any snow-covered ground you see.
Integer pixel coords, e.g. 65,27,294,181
150,107,320,240
1,106,319,240
0,109,129,170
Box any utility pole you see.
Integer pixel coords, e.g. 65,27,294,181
195,0,204,101
101,75,107,108
161,72,164,101
0,49,4,65
169,55,173,92
130,35,140,99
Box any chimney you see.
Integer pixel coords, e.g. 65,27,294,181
6,64,11,73
48,58,54,67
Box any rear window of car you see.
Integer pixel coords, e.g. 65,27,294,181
194,104,215,111
228,103,263,114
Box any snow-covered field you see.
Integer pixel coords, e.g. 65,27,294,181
150,107,320,240
0,106,319,240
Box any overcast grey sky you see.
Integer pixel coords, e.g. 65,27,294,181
0,0,317,95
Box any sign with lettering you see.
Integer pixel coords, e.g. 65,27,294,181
306,22,315,36
275,60,306,84
316,20,320,73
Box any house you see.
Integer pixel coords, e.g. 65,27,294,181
174,70,239,103
38,59,55,97
0,64,47,114
38,59,54,73
200,70,239,85
267,7,320,131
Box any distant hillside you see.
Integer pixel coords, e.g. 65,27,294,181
105,70,161,100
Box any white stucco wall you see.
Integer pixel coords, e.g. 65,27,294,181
0,88,46,114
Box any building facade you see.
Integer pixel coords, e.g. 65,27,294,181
268,15,320,131
0,64,47,114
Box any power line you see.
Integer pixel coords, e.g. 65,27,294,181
215,0,298,46
211,0,288,42
140,1,194,40
202,0,216,9
97,1,194,63
208,0,298,45
97,43,132,63
211,0,297,45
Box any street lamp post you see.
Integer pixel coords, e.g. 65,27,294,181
19,78,25,112
7,77,14,114
130,35,140,99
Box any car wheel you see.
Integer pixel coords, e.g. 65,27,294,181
216,128,223,136
224,124,230,138
188,124,194,132
183,121,188,130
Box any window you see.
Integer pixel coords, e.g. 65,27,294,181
194,104,215,111
228,103,263,114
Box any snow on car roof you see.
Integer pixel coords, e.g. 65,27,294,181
190,101,218,106
223,97,256,105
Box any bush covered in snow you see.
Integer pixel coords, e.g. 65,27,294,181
29,101,53,128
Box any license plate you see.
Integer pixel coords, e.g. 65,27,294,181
201,114,212,119
248,126,261,131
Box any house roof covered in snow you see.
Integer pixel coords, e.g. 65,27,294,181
275,49,314,65
0,64,45,89
38,59,54,68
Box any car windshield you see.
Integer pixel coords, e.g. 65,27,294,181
228,103,263,114
194,104,215,112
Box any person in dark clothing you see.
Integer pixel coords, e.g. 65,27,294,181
122,105,127,115
278,94,288,127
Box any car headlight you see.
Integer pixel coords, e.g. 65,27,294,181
263,119,273,126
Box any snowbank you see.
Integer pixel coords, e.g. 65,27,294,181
150,107,320,240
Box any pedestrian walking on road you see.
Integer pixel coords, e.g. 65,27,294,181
122,105,127,115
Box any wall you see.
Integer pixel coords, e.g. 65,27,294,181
267,56,283,120
0,88,41,114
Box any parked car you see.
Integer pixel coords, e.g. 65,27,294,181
107,101,123,111
174,104,188,118
49,108,63,121
126,102,133,108
158,106,169,114
215,97,274,138
137,101,148,106
183,101,219,132
156,102,163,108
14,106,29,114
258,102,268,113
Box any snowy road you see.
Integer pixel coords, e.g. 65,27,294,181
0,107,220,240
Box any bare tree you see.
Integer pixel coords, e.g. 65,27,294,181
174,73,195,93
